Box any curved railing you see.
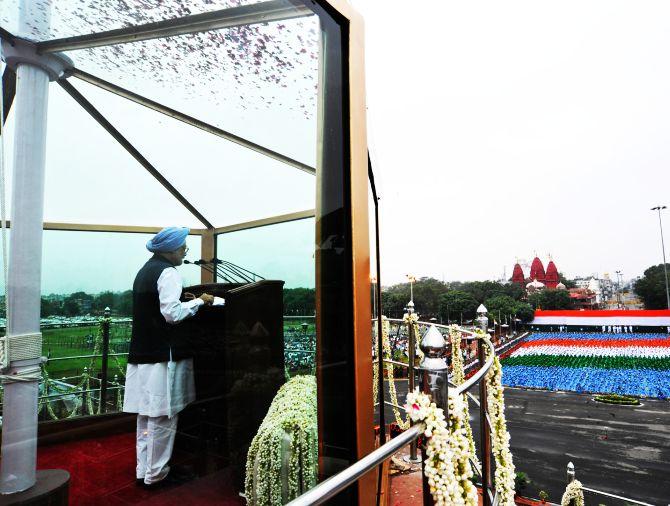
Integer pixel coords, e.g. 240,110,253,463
287,318,501,506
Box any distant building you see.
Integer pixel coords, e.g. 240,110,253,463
511,255,567,295
568,287,599,309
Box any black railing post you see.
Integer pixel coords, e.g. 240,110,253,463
405,319,421,464
99,307,111,413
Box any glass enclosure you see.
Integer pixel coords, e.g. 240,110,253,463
0,0,368,504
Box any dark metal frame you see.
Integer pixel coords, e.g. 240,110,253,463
36,0,312,53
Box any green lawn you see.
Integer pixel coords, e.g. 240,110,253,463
40,321,314,382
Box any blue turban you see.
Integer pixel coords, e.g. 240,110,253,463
146,227,189,253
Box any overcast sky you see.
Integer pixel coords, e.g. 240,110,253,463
355,0,670,286
2,1,670,293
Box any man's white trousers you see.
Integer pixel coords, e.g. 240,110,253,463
136,414,178,484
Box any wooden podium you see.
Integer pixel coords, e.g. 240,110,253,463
176,280,285,485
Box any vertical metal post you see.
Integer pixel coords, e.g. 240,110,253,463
418,325,449,506
652,206,670,309
404,305,421,464
477,337,492,506
476,304,492,506
566,462,576,506
566,461,575,483
99,307,111,414
0,50,51,494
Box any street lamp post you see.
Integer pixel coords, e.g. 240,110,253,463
651,206,670,309
406,274,416,304
615,270,623,308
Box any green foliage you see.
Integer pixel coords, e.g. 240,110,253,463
594,393,640,405
450,280,523,304
39,290,133,317
634,264,670,309
539,490,549,502
381,277,449,318
439,290,479,323
527,289,574,310
62,298,81,316
283,288,315,315
514,471,531,494
484,295,534,323
381,278,528,320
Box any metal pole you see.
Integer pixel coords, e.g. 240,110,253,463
477,337,492,506
652,206,670,309
476,307,492,506
418,325,449,506
0,43,51,494
99,308,111,414
404,314,421,464
566,462,576,506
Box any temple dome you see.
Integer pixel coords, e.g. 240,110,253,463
556,282,566,290
512,263,525,285
529,256,546,282
526,278,545,291
545,260,559,288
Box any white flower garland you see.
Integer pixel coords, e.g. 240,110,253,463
373,318,410,429
561,480,585,506
406,389,478,506
449,326,480,472
484,339,516,506
245,375,318,506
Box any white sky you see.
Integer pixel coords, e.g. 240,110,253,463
356,0,670,285
2,1,670,293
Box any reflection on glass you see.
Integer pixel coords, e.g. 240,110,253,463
64,14,320,162
0,0,339,502
1,0,268,42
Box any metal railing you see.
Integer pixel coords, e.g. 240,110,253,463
287,314,500,506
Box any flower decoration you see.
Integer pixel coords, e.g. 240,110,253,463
405,389,478,506
560,480,585,506
450,326,480,472
245,375,317,505
373,317,410,429
485,339,517,506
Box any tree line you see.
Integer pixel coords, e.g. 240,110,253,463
634,263,670,309
381,277,575,323
36,268,635,319
40,291,133,317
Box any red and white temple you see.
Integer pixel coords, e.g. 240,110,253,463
511,255,565,292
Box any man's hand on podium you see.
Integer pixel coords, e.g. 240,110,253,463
198,293,215,305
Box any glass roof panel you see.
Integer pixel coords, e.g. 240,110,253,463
1,0,265,42
71,78,315,228
216,218,314,288
2,83,203,227
62,12,319,164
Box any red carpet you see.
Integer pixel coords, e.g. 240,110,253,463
36,432,244,505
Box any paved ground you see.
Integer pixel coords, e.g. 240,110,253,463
378,381,670,505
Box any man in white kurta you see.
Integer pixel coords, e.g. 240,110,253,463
123,227,221,486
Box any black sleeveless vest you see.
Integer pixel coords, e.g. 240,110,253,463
128,255,193,364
